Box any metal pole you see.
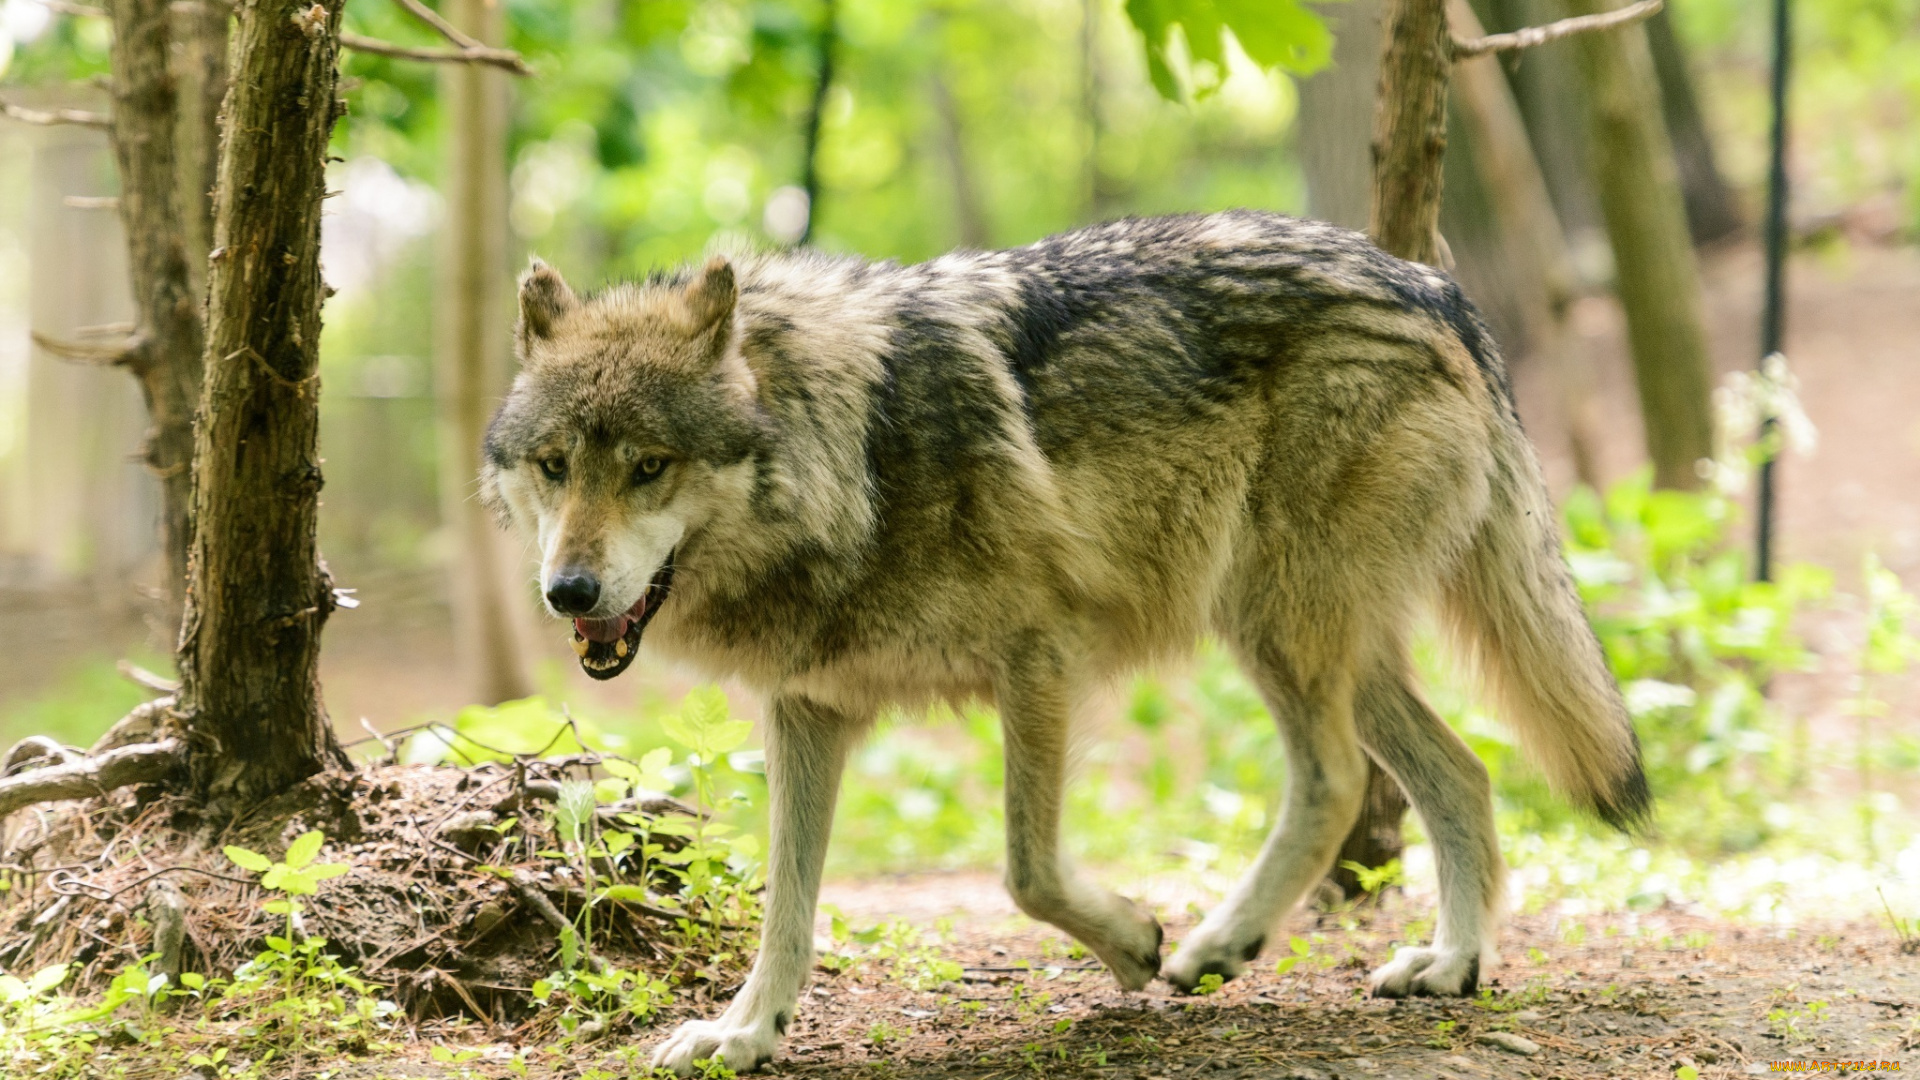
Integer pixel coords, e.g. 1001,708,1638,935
1756,0,1790,582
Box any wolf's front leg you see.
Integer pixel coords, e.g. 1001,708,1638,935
998,652,1164,989
652,696,852,1076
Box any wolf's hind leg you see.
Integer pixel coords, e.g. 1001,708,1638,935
1357,665,1503,998
652,696,853,1076
998,648,1164,990
1162,641,1368,991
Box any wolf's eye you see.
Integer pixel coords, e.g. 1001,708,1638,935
538,456,567,482
633,457,666,485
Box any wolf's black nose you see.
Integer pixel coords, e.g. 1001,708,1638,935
547,570,600,615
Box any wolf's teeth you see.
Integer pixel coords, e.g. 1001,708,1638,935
614,639,629,658
572,636,589,658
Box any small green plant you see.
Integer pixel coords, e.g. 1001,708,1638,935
1271,934,1337,975
867,1019,907,1046
1768,998,1830,1040
1427,1019,1457,1049
1193,972,1224,995
1338,858,1404,896
1880,887,1919,954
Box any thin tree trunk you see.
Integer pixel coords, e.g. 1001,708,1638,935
1368,0,1453,266
1645,5,1741,246
1569,0,1714,490
177,0,349,802
797,0,835,245
1334,0,1458,900
1297,0,1383,231
173,0,229,297
107,0,205,636
1450,0,1602,487
437,0,535,705
929,73,989,249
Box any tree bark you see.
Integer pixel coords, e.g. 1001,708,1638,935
1450,0,1602,487
176,0,349,802
1644,5,1741,246
436,0,535,705
172,0,229,296
107,0,206,636
1368,0,1453,266
1569,0,1714,490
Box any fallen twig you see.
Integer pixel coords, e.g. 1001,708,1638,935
510,871,612,974
338,32,531,76
1452,0,1661,58
0,738,184,820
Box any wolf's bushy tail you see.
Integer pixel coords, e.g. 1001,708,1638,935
1443,432,1651,831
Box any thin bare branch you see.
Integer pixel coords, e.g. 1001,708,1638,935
1,97,111,129
31,329,143,367
0,739,184,820
338,32,531,76
63,194,121,210
1452,0,1662,58
118,660,181,696
389,0,482,51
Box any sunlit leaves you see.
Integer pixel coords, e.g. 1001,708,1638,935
1123,0,1335,101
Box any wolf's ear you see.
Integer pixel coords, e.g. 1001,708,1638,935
518,258,577,342
681,255,737,336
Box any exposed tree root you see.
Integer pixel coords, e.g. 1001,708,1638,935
0,738,184,819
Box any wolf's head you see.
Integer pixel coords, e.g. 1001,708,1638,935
482,256,766,679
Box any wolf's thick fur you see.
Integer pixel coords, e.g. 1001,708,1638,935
481,211,1649,1074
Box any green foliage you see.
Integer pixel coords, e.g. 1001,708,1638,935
1122,0,1334,100
819,908,964,990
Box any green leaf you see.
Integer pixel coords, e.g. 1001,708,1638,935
28,962,69,995
1121,0,1335,102
224,845,272,873
307,863,350,882
531,978,553,1001
179,972,206,991
283,830,324,871
599,884,654,904
1677,1068,1699,1080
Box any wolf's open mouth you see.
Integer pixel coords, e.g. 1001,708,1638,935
570,557,674,680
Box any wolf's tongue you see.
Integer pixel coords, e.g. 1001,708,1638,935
572,593,650,643
574,615,629,643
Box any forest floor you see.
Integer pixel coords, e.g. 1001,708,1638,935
276,871,1917,1079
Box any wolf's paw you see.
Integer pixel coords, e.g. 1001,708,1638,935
1162,925,1265,993
1368,945,1480,998
1085,899,1164,991
650,1016,781,1076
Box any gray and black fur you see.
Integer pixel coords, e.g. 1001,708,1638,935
481,211,1649,1075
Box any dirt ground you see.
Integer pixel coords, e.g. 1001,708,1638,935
308,871,1918,1079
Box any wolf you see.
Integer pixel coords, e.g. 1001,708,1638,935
480,210,1649,1075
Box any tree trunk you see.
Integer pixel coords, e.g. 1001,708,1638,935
1645,5,1742,246
176,0,349,802
1332,0,1459,900
929,73,989,248
107,0,205,637
172,0,229,297
1368,0,1453,266
1569,0,1715,491
1450,0,1602,487
797,0,835,245
436,0,535,706
1297,0,1382,231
